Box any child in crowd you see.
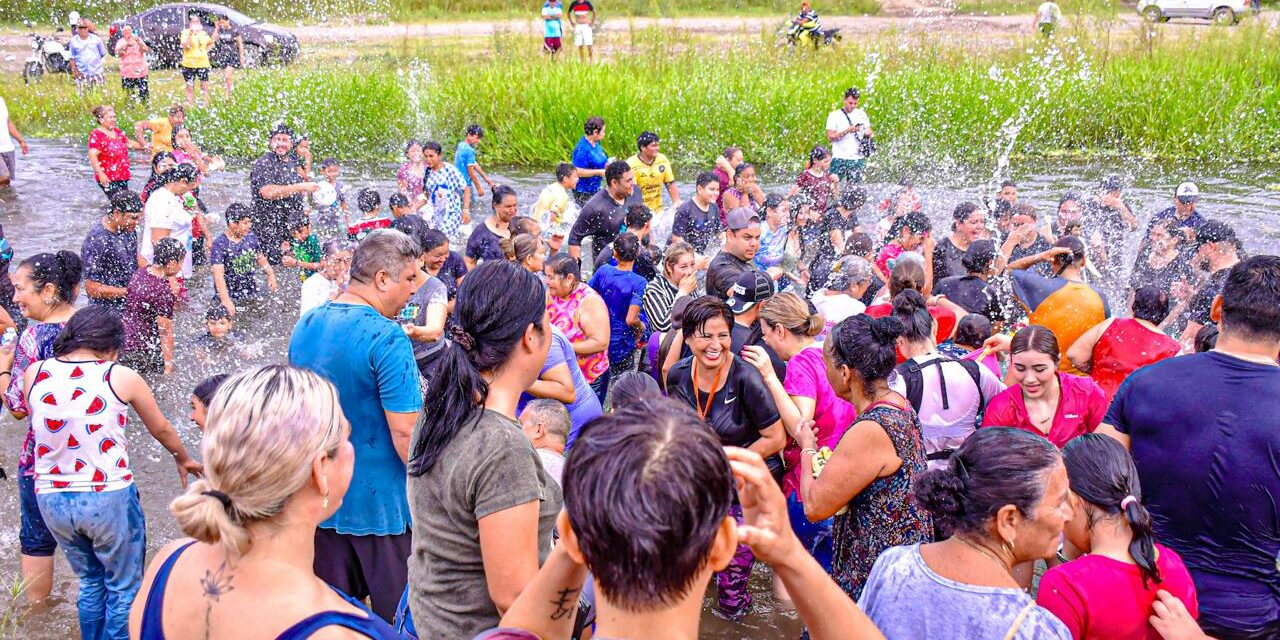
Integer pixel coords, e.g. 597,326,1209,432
455,123,494,207
194,305,258,363
347,188,391,242
312,157,349,239
533,162,580,253
389,192,430,243
300,238,354,316
211,203,278,317
189,373,229,432
282,214,322,282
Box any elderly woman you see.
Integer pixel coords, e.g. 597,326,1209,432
544,254,610,402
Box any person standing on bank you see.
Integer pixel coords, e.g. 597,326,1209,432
288,230,424,622
113,25,151,103
250,124,317,265
209,15,245,98
179,14,214,107
0,94,30,187
825,87,874,184
82,189,143,316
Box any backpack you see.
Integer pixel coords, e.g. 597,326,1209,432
894,356,986,423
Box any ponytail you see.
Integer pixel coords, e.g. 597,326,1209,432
1121,495,1162,588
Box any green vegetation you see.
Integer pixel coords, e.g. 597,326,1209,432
6,23,1277,170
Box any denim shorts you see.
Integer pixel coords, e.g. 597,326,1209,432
787,492,833,571
18,472,57,557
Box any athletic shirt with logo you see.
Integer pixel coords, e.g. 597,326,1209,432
29,359,132,494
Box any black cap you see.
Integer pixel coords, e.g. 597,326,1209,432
269,123,295,140
109,189,143,213
1196,220,1237,248
727,270,773,314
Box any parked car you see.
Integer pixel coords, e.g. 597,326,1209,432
1138,0,1254,24
107,3,299,68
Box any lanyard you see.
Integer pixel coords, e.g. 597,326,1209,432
691,360,726,421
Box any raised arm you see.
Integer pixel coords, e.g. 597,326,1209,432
1066,318,1113,374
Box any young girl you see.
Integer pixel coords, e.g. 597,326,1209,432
397,140,428,209
1038,434,1200,639
791,146,840,215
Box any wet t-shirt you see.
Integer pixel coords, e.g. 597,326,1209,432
671,199,723,253
706,251,758,300
568,189,638,252
666,357,781,448
210,232,261,301
122,267,177,356
82,219,140,313
932,237,967,282
934,275,1003,321
402,274,449,362
249,152,305,225
1183,267,1229,326
465,219,509,264
287,234,322,281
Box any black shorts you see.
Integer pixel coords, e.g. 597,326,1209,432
181,66,209,82
314,527,411,622
211,48,241,69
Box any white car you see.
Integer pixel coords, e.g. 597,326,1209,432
1139,0,1254,24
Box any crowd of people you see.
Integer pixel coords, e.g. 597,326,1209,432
0,75,1275,640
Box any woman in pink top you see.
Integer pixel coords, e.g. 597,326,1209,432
1038,434,1200,639
742,292,857,576
981,325,1107,448
113,26,150,103
543,254,609,399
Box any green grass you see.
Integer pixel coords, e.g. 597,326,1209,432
6,23,1277,169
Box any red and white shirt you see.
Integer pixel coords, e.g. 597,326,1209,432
28,359,132,494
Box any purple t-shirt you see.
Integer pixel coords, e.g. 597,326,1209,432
210,232,262,301
122,267,177,355
781,345,857,497
517,328,603,449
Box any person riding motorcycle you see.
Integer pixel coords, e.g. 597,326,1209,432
789,1,823,43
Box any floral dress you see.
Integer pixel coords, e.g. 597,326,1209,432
547,283,608,383
831,402,934,600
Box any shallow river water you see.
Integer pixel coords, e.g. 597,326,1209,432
0,137,1277,639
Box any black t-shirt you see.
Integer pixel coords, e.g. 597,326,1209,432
435,250,469,299
934,275,1003,321
1129,250,1193,296
568,189,639,251
1183,267,1229,326
390,213,430,247
1009,236,1053,278
932,237,967,282
666,357,781,448
671,199,723,253
249,152,304,224
466,219,509,263
731,320,787,380
1082,198,1133,275
821,211,859,260
706,251,757,300
595,241,659,282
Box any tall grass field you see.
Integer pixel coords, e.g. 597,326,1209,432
5,24,1277,170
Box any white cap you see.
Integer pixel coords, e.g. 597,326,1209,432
1175,182,1200,198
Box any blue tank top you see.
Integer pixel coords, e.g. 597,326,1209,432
139,541,400,640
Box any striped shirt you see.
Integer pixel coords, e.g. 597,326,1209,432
642,276,680,333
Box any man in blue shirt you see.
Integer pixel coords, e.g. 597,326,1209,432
67,19,107,90
572,116,610,206
1100,255,1280,640
288,229,424,621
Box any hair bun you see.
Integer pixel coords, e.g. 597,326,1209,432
913,467,967,537
868,316,905,346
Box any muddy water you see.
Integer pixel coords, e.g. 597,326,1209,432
0,137,1276,639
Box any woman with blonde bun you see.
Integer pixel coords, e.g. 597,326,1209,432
128,365,400,639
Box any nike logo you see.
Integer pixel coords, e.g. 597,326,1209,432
724,396,737,404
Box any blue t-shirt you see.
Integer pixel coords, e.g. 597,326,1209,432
588,264,648,365
517,328,603,449
68,34,107,77
289,302,423,536
542,2,564,37
455,141,478,186
571,136,608,195
210,232,261,301
1106,351,1280,633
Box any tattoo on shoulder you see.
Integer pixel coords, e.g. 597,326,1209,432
200,560,236,639
550,587,579,621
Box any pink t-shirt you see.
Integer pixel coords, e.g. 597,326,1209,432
980,372,1107,448
1037,544,1199,640
114,38,149,78
780,345,857,497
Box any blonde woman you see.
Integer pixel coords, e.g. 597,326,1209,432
128,365,399,639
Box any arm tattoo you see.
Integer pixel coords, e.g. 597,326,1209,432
550,587,579,621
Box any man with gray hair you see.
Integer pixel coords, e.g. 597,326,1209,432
287,228,423,621
814,255,873,335
518,399,570,488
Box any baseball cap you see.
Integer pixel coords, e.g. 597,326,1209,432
1176,181,1200,202
1195,220,1236,247
725,207,761,231
726,271,773,314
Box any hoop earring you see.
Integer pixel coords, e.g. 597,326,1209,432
1003,538,1016,557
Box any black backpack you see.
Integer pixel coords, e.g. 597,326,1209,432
894,356,986,423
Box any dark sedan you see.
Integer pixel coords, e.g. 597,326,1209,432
107,3,299,68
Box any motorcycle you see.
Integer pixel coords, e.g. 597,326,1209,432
21,21,71,83
781,19,842,49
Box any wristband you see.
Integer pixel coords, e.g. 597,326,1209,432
801,448,818,458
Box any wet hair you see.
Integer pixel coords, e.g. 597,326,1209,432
520,399,570,445
53,306,123,357
18,251,82,305
764,193,786,212
1061,433,1162,586
1220,255,1280,343
829,314,904,383
844,87,860,99
404,139,423,155
193,373,230,407
410,260,547,475
388,192,410,209
418,229,449,254
759,292,823,338
159,163,200,186
320,157,339,169
205,305,231,322
545,253,581,284
152,237,186,267
680,296,735,341
1131,286,1171,325
1052,236,1087,276
170,366,349,561
168,103,185,116
898,211,932,237
733,163,754,183
1011,324,1060,364
464,123,485,138
356,189,381,213
286,213,312,232
323,237,355,259
892,290,934,344
722,146,742,160
564,395,734,611
225,202,252,223
1059,191,1082,207
509,216,540,238
1194,324,1219,352
888,258,927,297
695,172,719,190
962,239,998,274
847,232,876,258
839,186,867,210
556,162,576,182
605,160,632,187
806,145,830,168
492,184,517,208
827,256,872,291
915,427,1062,538
636,131,660,150
1000,180,1017,190
613,233,641,263
423,140,443,155
663,242,695,278
584,116,605,136
624,204,652,230
606,371,661,412
955,314,993,349
952,201,981,226
349,229,421,285
90,105,113,122
1013,203,1038,221
501,234,542,265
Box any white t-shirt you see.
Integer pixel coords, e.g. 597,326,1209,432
825,107,871,160
0,97,13,153
814,291,866,337
141,189,194,278
300,272,338,316
1037,1,1062,24
889,353,1005,457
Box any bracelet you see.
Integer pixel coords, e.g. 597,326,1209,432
801,448,818,458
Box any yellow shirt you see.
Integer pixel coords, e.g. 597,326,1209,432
533,182,574,233
627,152,675,213
146,117,175,153
180,29,212,68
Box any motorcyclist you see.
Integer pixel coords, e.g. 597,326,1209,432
790,1,822,40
